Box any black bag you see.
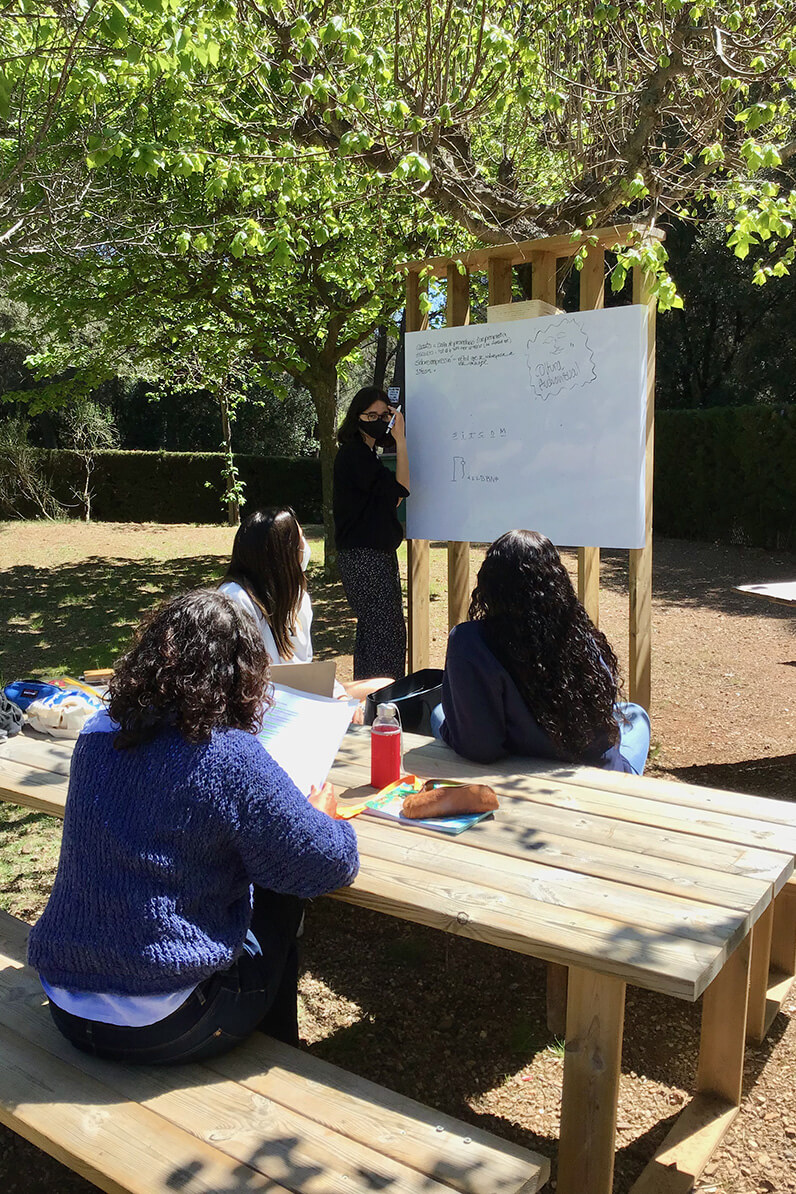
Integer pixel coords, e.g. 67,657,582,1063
364,669,444,736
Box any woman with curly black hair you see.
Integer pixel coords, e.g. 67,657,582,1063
28,590,358,1064
434,530,650,773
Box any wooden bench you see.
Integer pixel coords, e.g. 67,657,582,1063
0,910,549,1194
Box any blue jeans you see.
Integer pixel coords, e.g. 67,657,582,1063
430,701,651,774
48,887,303,1065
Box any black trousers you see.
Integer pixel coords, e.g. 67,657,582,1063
48,887,304,1065
337,547,406,680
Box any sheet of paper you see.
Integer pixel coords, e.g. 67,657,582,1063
257,684,357,796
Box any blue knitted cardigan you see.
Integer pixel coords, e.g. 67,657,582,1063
28,722,359,994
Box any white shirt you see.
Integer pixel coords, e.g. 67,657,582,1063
219,581,313,665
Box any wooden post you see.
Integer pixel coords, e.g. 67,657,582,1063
531,249,571,1036
629,267,656,711
747,902,775,1043
446,264,471,631
697,937,751,1106
558,967,626,1194
406,271,430,669
487,257,513,307
577,249,604,626
531,252,557,306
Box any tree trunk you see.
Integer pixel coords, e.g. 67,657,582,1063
307,369,338,579
373,324,388,390
218,390,240,526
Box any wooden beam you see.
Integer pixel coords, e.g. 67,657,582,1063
446,264,471,633
530,252,557,306
631,938,751,1192
398,223,665,277
558,967,626,1194
577,246,605,627
629,1094,739,1194
408,540,430,670
487,256,513,307
629,267,656,712
697,936,751,1106
406,272,430,670
746,901,775,1043
771,876,796,976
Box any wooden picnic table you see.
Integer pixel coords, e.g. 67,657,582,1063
2,724,796,1194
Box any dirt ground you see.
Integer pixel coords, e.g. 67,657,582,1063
0,521,794,1194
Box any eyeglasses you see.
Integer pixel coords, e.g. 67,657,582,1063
361,411,391,422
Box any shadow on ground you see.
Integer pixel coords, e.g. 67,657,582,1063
594,539,796,621
0,556,355,680
663,754,796,799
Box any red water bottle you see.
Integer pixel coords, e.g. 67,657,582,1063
370,702,402,788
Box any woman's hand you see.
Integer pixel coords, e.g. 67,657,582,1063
389,407,405,441
308,781,338,818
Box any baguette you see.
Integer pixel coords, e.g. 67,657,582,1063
401,781,499,819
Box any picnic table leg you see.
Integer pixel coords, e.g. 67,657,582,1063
629,935,751,1193
747,879,796,1044
770,878,796,977
546,962,568,1036
557,966,625,1194
746,902,774,1043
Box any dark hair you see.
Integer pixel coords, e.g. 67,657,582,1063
108,590,271,749
221,508,305,660
469,529,621,762
337,386,389,445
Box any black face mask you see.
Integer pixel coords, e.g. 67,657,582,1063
359,418,391,443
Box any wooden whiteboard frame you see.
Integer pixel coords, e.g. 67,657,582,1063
401,224,660,711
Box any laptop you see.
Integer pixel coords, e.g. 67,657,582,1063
269,660,337,698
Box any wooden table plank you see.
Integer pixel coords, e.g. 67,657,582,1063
336,854,725,1000
352,818,754,948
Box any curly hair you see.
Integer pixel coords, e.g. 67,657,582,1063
469,530,621,762
108,590,271,749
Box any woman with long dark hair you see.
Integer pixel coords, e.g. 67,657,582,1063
434,530,650,773
220,507,313,666
333,386,409,680
28,590,358,1064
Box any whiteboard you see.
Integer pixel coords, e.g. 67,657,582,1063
405,305,648,549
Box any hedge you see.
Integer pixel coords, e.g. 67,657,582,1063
6,407,795,549
654,405,796,550
30,450,323,524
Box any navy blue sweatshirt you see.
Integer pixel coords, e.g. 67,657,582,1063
440,621,633,772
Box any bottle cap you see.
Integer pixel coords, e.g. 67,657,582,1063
376,702,399,721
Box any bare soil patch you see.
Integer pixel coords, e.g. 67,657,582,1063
0,522,794,1193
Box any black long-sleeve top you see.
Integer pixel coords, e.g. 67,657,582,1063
333,438,409,552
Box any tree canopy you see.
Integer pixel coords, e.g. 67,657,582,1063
2,0,795,277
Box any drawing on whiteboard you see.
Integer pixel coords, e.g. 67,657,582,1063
451,456,500,483
452,427,507,441
527,318,596,401
415,330,513,376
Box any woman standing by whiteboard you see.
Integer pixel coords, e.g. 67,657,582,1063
333,387,409,680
